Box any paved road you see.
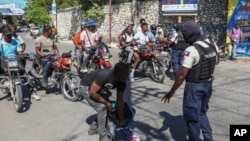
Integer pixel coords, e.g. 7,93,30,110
0,33,250,141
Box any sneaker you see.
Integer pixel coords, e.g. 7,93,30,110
129,73,134,82
31,92,41,101
99,135,110,141
41,79,48,88
80,66,88,73
88,122,98,135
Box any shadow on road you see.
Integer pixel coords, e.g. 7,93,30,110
158,111,188,141
85,114,97,125
133,120,169,141
0,94,9,101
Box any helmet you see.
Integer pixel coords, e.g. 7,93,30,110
86,19,96,27
150,24,157,31
81,22,86,27
173,23,182,31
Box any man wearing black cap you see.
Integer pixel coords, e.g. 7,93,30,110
165,23,188,80
162,20,216,141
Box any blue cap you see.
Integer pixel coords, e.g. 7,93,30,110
86,20,96,26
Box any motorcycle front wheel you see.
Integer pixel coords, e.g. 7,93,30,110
150,63,165,83
13,84,23,112
61,74,81,101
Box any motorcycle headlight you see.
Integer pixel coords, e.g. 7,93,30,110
102,53,110,59
65,58,75,65
8,60,18,68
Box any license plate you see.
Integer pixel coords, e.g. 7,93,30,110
104,59,110,61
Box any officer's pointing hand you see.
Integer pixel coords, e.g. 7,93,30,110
161,92,174,103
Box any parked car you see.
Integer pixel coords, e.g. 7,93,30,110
17,25,29,32
30,26,40,39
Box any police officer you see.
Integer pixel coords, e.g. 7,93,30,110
166,23,188,80
162,20,216,141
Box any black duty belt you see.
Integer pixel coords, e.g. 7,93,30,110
186,77,214,83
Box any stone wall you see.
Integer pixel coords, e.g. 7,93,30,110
56,0,228,43
98,1,160,42
57,7,83,40
198,0,228,43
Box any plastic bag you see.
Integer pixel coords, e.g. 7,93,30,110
115,127,133,141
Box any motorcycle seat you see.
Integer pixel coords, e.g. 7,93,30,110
61,52,72,58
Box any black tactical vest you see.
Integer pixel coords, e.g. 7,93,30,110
186,41,217,82
171,32,188,51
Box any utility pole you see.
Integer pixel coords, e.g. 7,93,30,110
51,0,57,27
108,0,112,44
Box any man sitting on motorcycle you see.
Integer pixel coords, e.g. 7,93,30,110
35,26,60,88
80,62,130,141
130,22,153,82
120,26,136,65
80,19,99,73
0,26,40,100
147,24,159,43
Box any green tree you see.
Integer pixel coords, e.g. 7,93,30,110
83,3,105,21
26,0,51,24
25,0,80,24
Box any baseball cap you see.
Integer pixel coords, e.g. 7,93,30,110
2,27,13,35
86,20,96,26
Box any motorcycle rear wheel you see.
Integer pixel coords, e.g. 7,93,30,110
150,63,165,83
61,74,81,101
13,84,23,112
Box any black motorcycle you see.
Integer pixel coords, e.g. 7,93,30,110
0,54,30,112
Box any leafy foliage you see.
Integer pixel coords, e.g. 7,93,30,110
26,0,82,24
83,3,105,21
25,0,51,24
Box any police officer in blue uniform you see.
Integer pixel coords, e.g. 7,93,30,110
162,20,216,141
166,23,188,80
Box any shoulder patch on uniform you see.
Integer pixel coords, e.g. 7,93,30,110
183,50,190,57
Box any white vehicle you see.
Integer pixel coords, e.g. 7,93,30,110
30,26,40,39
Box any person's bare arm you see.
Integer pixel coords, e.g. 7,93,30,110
35,47,45,57
162,67,190,103
53,45,60,56
21,43,26,53
89,82,112,111
117,91,125,127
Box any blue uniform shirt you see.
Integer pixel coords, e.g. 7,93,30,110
147,32,158,42
0,38,22,58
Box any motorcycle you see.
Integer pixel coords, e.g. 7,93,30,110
85,37,112,73
28,51,81,101
119,44,166,83
151,40,172,73
0,54,30,112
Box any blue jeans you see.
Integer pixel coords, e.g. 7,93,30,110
231,41,239,59
35,54,52,79
183,82,213,141
171,50,183,76
75,48,83,69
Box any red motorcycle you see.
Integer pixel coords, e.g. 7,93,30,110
86,38,112,73
28,51,81,101
119,44,165,83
